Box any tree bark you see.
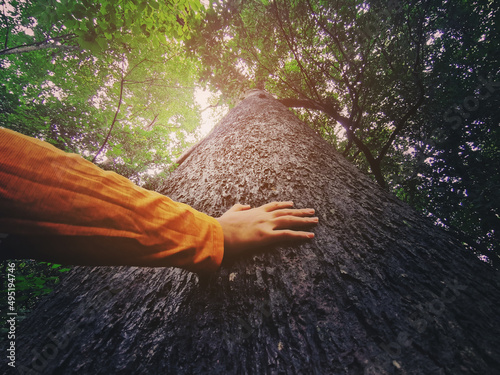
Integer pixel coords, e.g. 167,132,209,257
3,90,500,375
277,97,387,188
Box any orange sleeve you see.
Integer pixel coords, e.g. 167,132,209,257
0,128,224,273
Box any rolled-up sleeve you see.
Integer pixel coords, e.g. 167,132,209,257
0,128,224,273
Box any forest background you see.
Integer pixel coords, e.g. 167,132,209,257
0,0,498,325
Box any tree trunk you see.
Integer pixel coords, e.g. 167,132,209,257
4,90,500,375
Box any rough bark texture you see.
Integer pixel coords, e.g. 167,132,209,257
3,90,500,375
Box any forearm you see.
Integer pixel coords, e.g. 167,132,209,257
0,128,224,272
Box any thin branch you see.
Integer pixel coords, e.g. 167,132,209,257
122,52,181,80
145,114,159,131
200,99,223,113
123,58,148,79
127,103,154,122
273,0,320,101
342,138,353,156
124,80,191,89
92,66,125,163
305,0,355,70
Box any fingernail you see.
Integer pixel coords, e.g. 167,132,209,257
308,233,315,238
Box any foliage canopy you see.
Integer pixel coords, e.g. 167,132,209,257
1,0,204,185
187,0,499,266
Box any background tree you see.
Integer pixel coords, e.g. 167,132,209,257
186,0,499,265
3,91,499,374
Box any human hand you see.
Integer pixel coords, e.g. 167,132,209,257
215,201,318,259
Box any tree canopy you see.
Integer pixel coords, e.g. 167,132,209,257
1,0,203,186
186,0,499,266
1,0,498,265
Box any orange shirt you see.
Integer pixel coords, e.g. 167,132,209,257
0,128,224,273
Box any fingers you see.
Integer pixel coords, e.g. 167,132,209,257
273,215,318,229
274,229,315,240
259,202,316,218
272,208,315,218
261,201,294,212
228,203,252,212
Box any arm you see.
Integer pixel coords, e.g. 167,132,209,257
0,128,318,272
0,128,223,272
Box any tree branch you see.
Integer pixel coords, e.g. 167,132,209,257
279,97,386,187
0,34,77,56
200,99,223,113
273,0,321,101
376,13,426,163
